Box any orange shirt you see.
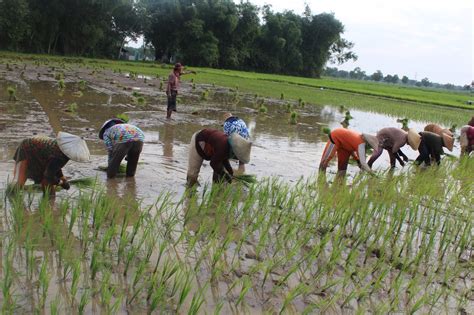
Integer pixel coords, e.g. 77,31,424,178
330,128,365,155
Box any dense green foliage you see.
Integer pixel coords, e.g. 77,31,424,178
0,0,355,77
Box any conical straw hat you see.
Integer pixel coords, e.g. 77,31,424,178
229,133,252,164
57,132,90,162
407,128,421,150
442,133,454,152
361,133,379,149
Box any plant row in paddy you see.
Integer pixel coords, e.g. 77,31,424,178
0,157,472,314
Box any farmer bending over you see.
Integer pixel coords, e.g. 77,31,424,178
12,132,90,194
415,131,453,166
186,128,252,186
99,118,145,178
319,128,378,177
368,128,420,168
460,125,474,156
222,112,250,173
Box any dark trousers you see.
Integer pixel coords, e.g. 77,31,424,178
415,141,440,166
108,141,143,178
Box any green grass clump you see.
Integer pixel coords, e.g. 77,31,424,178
58,79,65,89
7,86,17,101
290,111,298,124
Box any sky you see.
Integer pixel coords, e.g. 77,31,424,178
130,0,472,86
251,0,473,86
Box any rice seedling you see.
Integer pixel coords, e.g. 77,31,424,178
285,110,298,127
78,80,87,90
58,79,66,89
201,90,209,100
7,86,17,101
136,96,146,105
259,104,268,113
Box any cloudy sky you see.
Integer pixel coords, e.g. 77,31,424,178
251,0,472,85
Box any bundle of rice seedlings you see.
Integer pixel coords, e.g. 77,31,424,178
232,174,257,186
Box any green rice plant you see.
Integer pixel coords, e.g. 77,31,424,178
67,102,78,113
7,86,17,101
132,91,140,97
39,258,50,308
397,117,409,130
50,295,61,315
78,80,87,90
201,90,209,100
78,289,90,315
54,72,64,80
286,103,292,113
259,104,268,113
290,111,298,125
136,96,146,105
159,80,164,90
58,79,66,89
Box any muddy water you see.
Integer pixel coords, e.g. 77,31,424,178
0,72,461,203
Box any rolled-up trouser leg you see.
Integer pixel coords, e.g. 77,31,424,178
14,160,28,187
186,132,203,186
126,141,143,177
108,142,132,178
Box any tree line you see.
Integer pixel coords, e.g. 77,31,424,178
0,0,356,78
324,67,472,90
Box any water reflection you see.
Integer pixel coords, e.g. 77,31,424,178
161,122,175,158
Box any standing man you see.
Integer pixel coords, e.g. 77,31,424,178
99,118,145,178
166,63,196,119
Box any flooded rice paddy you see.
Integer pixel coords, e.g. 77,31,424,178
0,60,471,314
0,62,461,202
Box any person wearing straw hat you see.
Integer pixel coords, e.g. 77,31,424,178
415,131,452,166
460,125,474,156
422,124,455,153
186,128,252,186
166,63,196,119
12,132,90,194
368,128,420,169
99,119,145,178
319,128,378,177
222,112,250,173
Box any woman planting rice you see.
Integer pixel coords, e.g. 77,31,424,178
222,112,250,173
12,132,90,194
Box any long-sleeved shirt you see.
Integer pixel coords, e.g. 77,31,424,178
420,131,444,156
195,129,233,177
103,124,145,152
223,116,250,139
376,127,408,153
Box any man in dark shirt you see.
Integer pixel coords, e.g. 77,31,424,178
186,129,251,186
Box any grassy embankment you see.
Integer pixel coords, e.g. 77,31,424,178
1,158,472,313
1,51,472,127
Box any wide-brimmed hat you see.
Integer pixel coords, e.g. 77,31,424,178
442,133,454,151
229,133,252,164
407,128,421,150
57,132,90,162
361,133,379,149
99,118,125,140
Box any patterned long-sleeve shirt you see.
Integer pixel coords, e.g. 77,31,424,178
223,116,250,139
103,124,145,152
